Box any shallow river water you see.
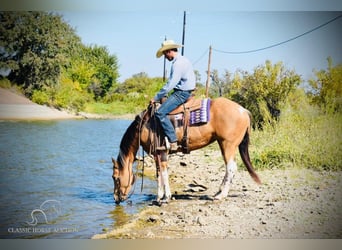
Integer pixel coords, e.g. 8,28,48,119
0,119,155,238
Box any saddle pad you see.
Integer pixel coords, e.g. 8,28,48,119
190,98,211,125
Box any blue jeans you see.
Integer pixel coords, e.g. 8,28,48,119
155,90,191,143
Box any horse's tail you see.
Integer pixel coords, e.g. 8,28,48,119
238,127,261,185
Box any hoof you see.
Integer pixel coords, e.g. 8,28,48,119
213,191,226,200
213,195,223,200
154,197,170,206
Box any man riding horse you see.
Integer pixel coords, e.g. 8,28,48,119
150,40,196,152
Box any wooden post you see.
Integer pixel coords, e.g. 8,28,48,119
205,46,212,98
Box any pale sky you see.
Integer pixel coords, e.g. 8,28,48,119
60,10,342,83
2,0,342,83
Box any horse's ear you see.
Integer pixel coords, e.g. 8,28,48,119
112,157,115,164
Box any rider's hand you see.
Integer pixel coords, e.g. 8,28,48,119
150,99,156,104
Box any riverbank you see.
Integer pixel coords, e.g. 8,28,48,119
0,88,78,120
93,147,342,239
0,88,135,120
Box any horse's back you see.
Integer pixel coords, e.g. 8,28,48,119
210,97,249,120
210,97,251,138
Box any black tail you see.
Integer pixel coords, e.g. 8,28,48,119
238,130,261,184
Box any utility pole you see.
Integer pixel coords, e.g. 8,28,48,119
205,45,212,98
181,11,186,55
163,36,167,81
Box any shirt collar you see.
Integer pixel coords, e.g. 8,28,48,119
172,54,180,63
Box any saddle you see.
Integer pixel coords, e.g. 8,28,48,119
168,96,201,115
154,96,211,154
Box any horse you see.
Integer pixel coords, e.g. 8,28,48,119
112,97,261,204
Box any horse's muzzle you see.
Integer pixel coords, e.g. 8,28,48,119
114,193,126,204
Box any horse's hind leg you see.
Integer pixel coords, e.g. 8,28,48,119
214,142,238,200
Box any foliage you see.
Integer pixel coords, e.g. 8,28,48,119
0,78,12,88
95,73,164,114
209,69,232,97
246,89,342,171
31,74,93,111
308,57,342,114
65,45,119,100
0,11,81,96
0,11,119,111
228,60,301,128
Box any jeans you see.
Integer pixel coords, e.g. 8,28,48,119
155,90,192,143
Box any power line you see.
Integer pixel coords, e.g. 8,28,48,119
212,13,342,55
192,47,209,65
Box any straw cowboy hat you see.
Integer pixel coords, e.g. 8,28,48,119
156,40,183,58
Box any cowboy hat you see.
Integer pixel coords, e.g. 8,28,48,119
156,40,183,58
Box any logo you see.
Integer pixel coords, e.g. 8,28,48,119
26,200,61,226
7,199,78,236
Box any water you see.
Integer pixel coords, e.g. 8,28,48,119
0,119,156,238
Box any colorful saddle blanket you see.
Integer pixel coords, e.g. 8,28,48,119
189,98,211,125
171,98,211,126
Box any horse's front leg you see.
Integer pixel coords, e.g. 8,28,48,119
156,152,171,203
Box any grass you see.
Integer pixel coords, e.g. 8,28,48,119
194,101,341,172
249,104,342,171
84,101,142,115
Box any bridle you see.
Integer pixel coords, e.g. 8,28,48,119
113,162,136,201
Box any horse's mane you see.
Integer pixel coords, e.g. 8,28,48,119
117,108,150,167
119,115,140,158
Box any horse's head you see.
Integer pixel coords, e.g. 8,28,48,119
112,157,136,204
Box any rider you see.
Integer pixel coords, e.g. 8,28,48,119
150,40,196,152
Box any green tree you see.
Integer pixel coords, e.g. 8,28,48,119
308,57,342,114
66,44,119,100
0,11,81,95
230,60,301,128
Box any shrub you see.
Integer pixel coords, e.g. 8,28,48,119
308,57,342,114
31,89,50,105
247,92,341,171
229,60,301,128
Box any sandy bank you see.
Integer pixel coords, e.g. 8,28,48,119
0,88,78,120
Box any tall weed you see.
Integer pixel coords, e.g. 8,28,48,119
248,96,341,171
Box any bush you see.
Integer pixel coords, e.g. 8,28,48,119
308,57,342,114
0,78,12,88
229,60,301,128
31,89,50,105
247,92,342,171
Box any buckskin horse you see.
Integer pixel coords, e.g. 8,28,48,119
112,97,261,204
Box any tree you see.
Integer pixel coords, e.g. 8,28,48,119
230,60,301,128
0,11,81,96
210,69,232,97
66,44,119,100
308,57,342,114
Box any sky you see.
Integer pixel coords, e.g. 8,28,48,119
2,0,342,83
59,10,342,83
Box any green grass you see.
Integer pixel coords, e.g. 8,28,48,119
84,101,143,115
249,104,342,171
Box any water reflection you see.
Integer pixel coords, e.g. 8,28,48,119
110,205,132,228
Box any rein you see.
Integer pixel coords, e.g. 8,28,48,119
136,106,152,192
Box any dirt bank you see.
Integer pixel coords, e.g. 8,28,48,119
0,88,78,120
93,147,342,239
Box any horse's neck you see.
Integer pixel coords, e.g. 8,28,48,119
118,149,135,168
